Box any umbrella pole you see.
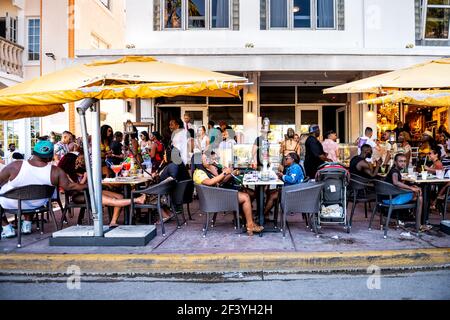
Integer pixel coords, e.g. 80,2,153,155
91,101,104,237
77,98,103,237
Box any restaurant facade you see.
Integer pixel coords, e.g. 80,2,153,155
52,0,450,157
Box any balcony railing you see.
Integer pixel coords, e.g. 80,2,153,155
0,36,24,77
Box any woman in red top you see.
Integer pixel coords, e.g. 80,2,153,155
149,131,165,172
424,148,444,175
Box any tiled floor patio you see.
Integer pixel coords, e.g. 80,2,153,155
1,200,449,254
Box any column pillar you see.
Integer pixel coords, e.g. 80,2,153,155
243,72,259,144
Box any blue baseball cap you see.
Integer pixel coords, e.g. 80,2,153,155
33,140,54,159
309,125,320,133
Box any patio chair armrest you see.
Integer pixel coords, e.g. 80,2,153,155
195,184,239,213
132,178,175,196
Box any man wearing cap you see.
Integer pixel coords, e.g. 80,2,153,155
0,140,87,238
304,125,331,179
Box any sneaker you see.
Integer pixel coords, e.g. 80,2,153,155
21,221,32,235
1,224,16,238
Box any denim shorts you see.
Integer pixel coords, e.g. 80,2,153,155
382,192,413,205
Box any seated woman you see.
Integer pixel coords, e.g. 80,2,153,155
424,148,446,208
264,152,305,218
192,153,263,236
58,152,146,227
385,153,429,232
424,148,444,175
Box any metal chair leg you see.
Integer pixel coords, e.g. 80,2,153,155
384,206,393,238
369,203,378,230
187,203,193,220
157,197,165,236
17,209,22,248
203,212,210,237
364,202,368,219
212,212,218,227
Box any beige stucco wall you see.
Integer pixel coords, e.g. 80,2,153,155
38,0,126,135
75,0,125,50
0,0,18,17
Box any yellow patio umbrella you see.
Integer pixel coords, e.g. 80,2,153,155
357,90,450,107
323,58,450,94
0,56,247,120
0,56,248,240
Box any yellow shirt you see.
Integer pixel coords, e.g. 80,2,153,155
193,169,209,185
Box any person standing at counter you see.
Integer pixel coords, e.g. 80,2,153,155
207,121,221,154
321,130,340,163
218,128,236,167
281,128,300,159
304,125,331,179
356,127,376,157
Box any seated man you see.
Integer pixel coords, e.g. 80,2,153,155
193,153,263,236
264,153,304,218
384,153,427,231
0,141,87,238
349,144,382,179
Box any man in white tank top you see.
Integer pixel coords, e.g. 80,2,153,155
0,140,87,238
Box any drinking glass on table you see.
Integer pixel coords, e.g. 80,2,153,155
110,163,123,179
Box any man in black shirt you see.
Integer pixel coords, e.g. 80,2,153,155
349,144,382,179
304,125,331,179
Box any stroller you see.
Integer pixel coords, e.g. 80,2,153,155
314,163,350,234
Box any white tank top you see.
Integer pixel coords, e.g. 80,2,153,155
0,160,53,210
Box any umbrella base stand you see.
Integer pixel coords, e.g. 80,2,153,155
49,225,156,246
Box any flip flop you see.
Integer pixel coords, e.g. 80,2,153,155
109,224,119,229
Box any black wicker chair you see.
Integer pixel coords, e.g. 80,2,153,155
0,185,58,248
280,182,323,238
369,180,420,238
169,180,193,228
195,184,241,237
60,189,91,226
130,178,176,236
347,174,376,231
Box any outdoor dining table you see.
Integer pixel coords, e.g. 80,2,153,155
102,176,152,225
242,175,284,237
401,174,450,225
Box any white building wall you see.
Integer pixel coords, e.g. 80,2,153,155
126,0,418,51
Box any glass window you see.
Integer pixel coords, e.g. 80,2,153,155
297,87,346,103
6,121,20,150
317,0,335,28
425,7,450,39
27,18,40,61
156,96,207,105
209,94,242,105
30,118,41,149
209,106,243,125
188,0,206,28
270,0,288,28
164,0,183,29
211,0,230,28
293,0,311,28
260,106,295,125
260,86,295,104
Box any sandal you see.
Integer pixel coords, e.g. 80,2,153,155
109,224,119,229
419,225,432,232
246,224,264,236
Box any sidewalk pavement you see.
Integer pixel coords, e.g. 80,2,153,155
1,201,449,277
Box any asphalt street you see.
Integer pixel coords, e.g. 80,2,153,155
0,270,449,300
